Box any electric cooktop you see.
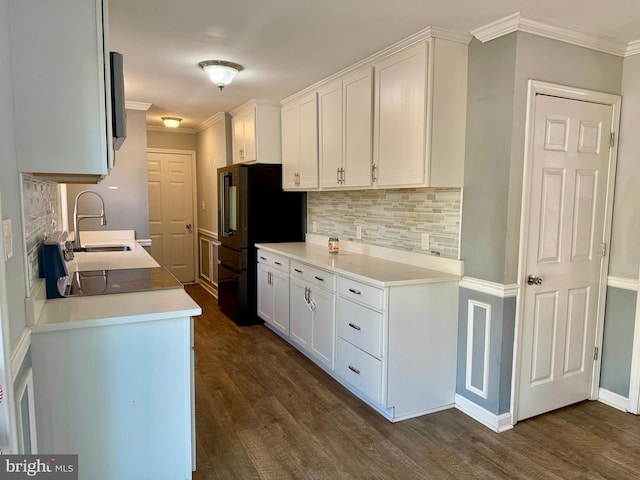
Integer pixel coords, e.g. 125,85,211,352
64,267,183,297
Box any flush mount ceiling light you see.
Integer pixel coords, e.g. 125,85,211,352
161,117,182,128
198,60,243,90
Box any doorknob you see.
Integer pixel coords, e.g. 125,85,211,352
186,224,192,230
527,274,543,286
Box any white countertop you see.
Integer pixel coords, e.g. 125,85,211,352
34,289,201,333
35,230,201,332
255,242,460,287
67,230,159,271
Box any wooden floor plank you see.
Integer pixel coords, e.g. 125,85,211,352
187,284,640,480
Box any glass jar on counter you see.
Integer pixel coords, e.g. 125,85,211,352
328,237,340,254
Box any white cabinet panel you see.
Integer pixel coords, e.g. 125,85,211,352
343,67,373,188
231,101,281,164
336,297,383,358
336,337,382,404
290,280,311,349
309,285,336,370
281,93,318,190
373,42,427,187
319,80,344,188
11,0,111,180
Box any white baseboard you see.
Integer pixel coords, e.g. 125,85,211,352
454,393,513,432
598,388,629,412
197,280,217,299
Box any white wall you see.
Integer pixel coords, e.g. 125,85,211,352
195,113,231,234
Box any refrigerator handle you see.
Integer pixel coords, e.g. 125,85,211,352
220,171,231,237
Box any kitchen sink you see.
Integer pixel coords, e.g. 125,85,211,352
77,245,132,253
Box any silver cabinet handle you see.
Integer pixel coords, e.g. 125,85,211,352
314,276,325,282
274,261,282,266
348,365,361,375
348,322,361,331
259,256,267,261
348,288,361,295
371,164,378,183
294,268,302,273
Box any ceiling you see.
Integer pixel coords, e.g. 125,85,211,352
108,0,640,131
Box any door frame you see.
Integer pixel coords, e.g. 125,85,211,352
147,148,199,283
627,270,640,413
511,80,621,424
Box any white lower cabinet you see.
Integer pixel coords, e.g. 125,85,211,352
290,276,336,370
256,247,458,422
257,252,290,335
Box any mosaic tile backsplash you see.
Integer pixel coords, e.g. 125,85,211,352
307,188,462,259
22,174,62,291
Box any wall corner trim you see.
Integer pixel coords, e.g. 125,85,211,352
10,327,32,381
626,40,640,57
459,276,519,298
125,101,152,111
471,12,628,57
147,125,196,134
454,394,513,432
608,275,639,292
597,388,629,412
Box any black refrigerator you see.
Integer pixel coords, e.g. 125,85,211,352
218,163,306,325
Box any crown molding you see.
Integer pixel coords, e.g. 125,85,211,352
147,125,195,134
196,112,228,132
125,101,152,111
471,12,628,57
626,40,640,57
229,98,280,117
281,26,470,106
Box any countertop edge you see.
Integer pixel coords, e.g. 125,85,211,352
255,243,460,287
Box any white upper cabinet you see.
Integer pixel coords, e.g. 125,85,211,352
281,93,318,190
10,0,113,182
319,67,373,189
281,34,467,190
230,100,281,164
373,42,428,187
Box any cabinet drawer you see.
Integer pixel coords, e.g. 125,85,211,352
336,338,382,404
257,250,289,272
337,277,383,310
291,261,336,291
337,297,382,358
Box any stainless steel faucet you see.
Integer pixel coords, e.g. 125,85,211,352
73,190,107,250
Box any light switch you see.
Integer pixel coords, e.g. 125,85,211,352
421,233,430,250
356,226,362,240
201,200,206,210
3,219,13,259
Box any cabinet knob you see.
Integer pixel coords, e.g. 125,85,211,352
275,261,282,266
314,276,325,282
348,322,361,331
348,288,361,295
348,365,361,375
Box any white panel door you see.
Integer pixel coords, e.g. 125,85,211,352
281,102,300,189
257,263,273,324
271,269,290,336
290,280,311,350
309,286,336,371
518,94,612,421
298,93,319,189
147,151,195,283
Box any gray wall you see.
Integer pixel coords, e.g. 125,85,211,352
600,287,636,397
610,54,640,278
460,35,517,283
147,130,197,152
0,0,29,349
66,109,150,239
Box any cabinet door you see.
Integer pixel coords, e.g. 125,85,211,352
281,102,300,189
242,109,257,162
11,0,109,178
343,67,373,188
309,286,336,370
318,80,343,188
271,269,290,336
290,279,311,349
232,115,245,164
298,93,319,189
257,263,273,324
373,42,427,187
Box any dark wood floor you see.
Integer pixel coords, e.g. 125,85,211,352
186,284,640,479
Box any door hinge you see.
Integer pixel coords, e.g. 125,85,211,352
610,132,615,148
600,243,607,258
594,347,599,361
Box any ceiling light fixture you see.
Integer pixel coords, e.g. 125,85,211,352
161,117,182,128
198,60,243,90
